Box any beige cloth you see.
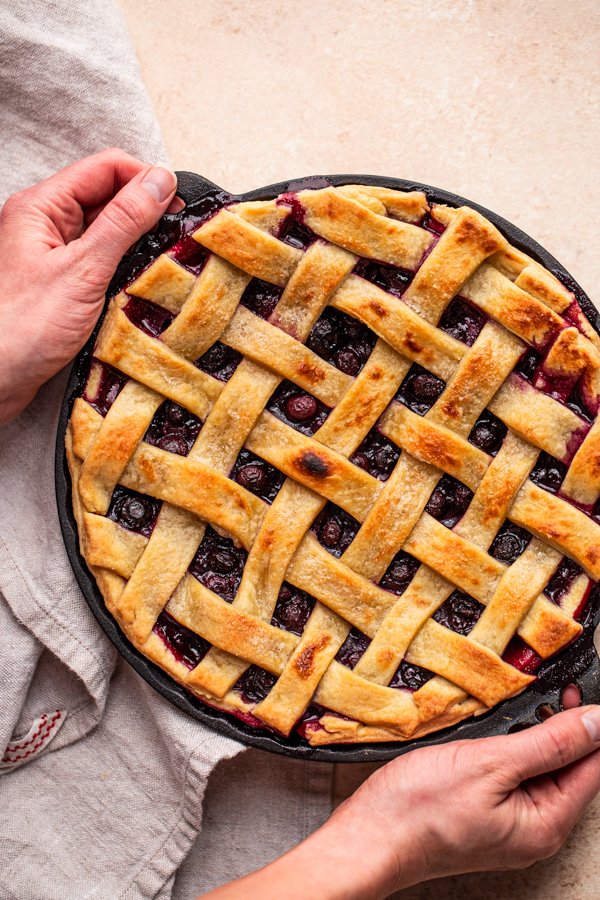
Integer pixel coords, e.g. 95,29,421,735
0,2,332,897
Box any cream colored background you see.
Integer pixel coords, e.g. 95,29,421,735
119,1,600,897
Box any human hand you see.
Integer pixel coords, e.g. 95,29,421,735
330,701,600,896
0,148,182,425
206,702,600,900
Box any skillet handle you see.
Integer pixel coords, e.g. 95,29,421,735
174,171,225,206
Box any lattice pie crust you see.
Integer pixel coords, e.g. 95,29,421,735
66,184,600,745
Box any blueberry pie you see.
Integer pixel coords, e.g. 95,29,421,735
66,183,600,744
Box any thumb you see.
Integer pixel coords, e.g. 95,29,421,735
78,165,177,277
499,705,600,786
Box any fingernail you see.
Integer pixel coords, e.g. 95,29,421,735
581,707,600,741
140,166,177,202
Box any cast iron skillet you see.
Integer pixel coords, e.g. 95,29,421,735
55,173,600,762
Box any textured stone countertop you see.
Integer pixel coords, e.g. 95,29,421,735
119,2,600,896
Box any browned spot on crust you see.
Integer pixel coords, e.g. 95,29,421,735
286,280,320,309
369,367,384,381
529,278,556,304
545,329,589,376
413,590,433,611
377,648,397,668
293,450,334,479
416,428,460,470
504,298,560,343
479,481,515,524
138,454,158,483
533,612,581,656
260,528,276,551
587,452,600,480
440,398,460,420
403,332,423,355
105,344,124,366
293,635,330,678
453,214,502,256
454,566,482,590
368,300,388,318
438,353,488,420
114,431,136,457
518,269,568,309
233,490,252,512
586,545,599,566
295,359,326,384
324,197,341,220
346,397,376,429
178,306,201,328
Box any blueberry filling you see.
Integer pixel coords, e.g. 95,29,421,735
530,452,567,494
438,297,486,346
336,629,370,669
237,464,274,495
468,411,507,455
240,279,282,320
396,364,445,415
545,557,582,604
307,316,339,358
230,449,285,503
350,430,401,480
489,522,532,563
153,611,210,669
195,341,242,382
84,361,127,417
335,348,362,376
514,347,541,382
307,308,376,375
566,383,593,422
425,475,473,529
236,666,277,703
124,295,174,336
299,703,328,727
433,590,484,635
352,259,412,297
108,487,161,537
380,551,420,596
276,190,311,221
312,503,359,556
503,637,542,674
277,217,316,250
169,237,208,273
289,394,318,420
389,661,434,691
144,400,202,456
267,381,330,435
271,584,315,635
157,434,189,456
534,367,581,405
421,213,446,235
188,526,247,602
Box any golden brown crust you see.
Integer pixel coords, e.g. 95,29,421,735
489,374,584,460
194,208,302,285
297,187,432,270
379,403,490,490
402,208,507,323
128,254,196,313
331,276,465,380
67,185,599,745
